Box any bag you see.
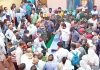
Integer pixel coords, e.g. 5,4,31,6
71,52,80,65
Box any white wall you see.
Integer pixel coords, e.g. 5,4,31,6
47,0,67,11
0,0,21,9
94,0,100,11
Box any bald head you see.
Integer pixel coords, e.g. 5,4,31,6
38,53,43,60
26,48,32,53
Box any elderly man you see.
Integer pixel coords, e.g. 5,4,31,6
16,41,25,66
38,53,45,70
32,57,40,70
21,48,33,70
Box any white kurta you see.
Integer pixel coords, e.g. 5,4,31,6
91,10,98,15
21,54,33,70
63,60,74,70
55,48,69,62
15,47,23,65
0,33,6,61
0,32,6,54
34,37,46,53
38,60,45,70
88,18,98,30
27,24,37,35
5,29,15,40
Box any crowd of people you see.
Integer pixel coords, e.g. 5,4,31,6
0,0,100,70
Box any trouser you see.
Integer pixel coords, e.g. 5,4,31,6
74,65,78,70
41,49,46,56
15,17,18,27
99,53,100,68
62,41,69,49
47,31,52,42
13,62,19,70
36,8,41,14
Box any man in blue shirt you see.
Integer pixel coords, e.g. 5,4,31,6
43,54,58,70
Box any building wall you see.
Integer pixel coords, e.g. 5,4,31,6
47,0,67,10
0,0,99,11
94,0,100,11
0,0,21,9
41,0,47,5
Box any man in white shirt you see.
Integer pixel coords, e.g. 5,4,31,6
32,57,40,70
91,5,98,15
5,24,15,42
65,22,71,30
21,48,33,70
15,9,23,24
55,42,69,62
16,41,25,66
27,23,37,35
33,34,47,53
38,53,45,70
88,15,98,30
0,32,6,54
10,8,15,21
55,23,71,49
0,27,6,69
3,7,11,21
19,6,26,16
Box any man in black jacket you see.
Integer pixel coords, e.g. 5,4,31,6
22,30,32,44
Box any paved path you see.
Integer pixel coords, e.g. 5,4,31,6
48,33,60,54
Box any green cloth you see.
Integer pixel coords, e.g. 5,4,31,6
42,56,47,62
26,4,31,15
86,28,93,33
80,13,85,19
46,35,55,48
80,18,87,23
82,46,88,54
32,46,35,52
31,13,39,25
74,18,80,22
